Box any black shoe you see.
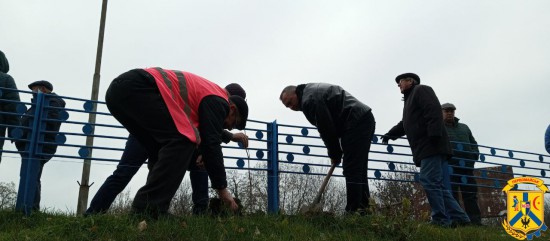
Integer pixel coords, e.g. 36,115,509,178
192,205,208,216
83,209,106,217
470,221,485,226
427,221,451,228
130,208,161,220
158,212,180,220
450,220,471,228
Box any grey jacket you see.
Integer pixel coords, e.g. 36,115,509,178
297,83,372,160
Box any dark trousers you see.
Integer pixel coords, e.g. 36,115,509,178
188,159,209,214
86,134,209,215
18,154,48,211
0,126,6,163
86,135,148,214
16,133,52,211
33,159,46,211
450,165,482,224
105,69,195,216
341,111,375,213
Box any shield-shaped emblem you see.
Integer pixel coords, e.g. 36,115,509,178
507,191,544,234
502,177,548,240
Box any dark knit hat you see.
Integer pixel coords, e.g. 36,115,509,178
0,50,9,73
225,83,246,99
28,80,54,91
229,95,248,130
395,73,420,84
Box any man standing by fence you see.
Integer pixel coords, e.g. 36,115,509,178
0,50,21,164
280,83,375,214
382,73,470,227
105,68,248,218
442,102,482,225
15,80,65,211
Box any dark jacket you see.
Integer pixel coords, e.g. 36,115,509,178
385,85,452,166
221,130,233,144
297,83,372,160
0,51,21,146
545,124,550,155
198,95,231,189
16,92,65,157
445,117,479,167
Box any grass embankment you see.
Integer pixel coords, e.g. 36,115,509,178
0,211,523,241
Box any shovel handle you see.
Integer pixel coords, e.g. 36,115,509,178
312,163,337,204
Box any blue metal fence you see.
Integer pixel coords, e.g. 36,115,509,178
1,87,549,215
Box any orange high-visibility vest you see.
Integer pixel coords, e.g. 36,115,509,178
144,67,229,144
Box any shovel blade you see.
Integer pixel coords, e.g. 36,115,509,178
299,202,323,215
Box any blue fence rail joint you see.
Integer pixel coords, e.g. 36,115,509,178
1,87,550,216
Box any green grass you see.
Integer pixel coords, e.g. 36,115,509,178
0,210,524,241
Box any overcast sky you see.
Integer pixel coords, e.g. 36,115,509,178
1,0,549,212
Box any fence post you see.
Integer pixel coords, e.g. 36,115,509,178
266,120,279,213
15,92,46,216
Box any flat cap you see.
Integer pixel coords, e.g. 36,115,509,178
229,95,248,130
441,103,456,110
28,80,53,91
395,73,420,84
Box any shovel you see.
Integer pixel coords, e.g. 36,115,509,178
299,162,337,214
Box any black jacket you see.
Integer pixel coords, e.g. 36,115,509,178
297,83,372,160
385,85,452,166
16,93,65,157
198,95,231,190
0,51,21,146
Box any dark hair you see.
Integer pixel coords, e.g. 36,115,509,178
279,85,297,100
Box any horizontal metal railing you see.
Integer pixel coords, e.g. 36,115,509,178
1,86,549,216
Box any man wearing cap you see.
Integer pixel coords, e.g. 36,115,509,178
280,83,376,214
441,102,482,225
86,83,249,216
15,80,65,211
382,73,470,227
105,68,248,217
0,50,21,164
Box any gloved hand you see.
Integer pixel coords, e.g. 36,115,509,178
381,135,391,144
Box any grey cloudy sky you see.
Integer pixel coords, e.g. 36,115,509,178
1,0,549,212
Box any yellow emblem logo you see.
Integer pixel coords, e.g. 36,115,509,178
502,177,548,240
